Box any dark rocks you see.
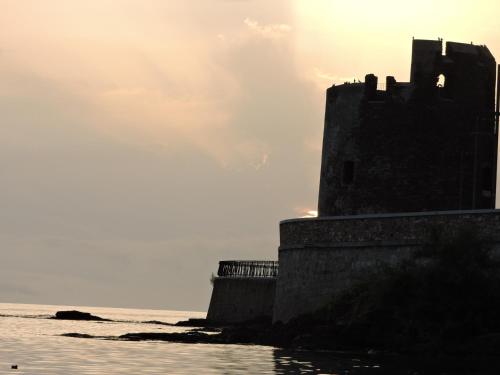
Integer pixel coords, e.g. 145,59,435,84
141,320,174,326
175,318,208,327
119,331,224,344
53,310,109,321
62,333,96,339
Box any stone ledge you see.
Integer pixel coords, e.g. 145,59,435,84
279,240,422,251
280,210,500,247
280,209,500,225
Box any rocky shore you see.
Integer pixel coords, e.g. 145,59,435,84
61,314,500,360
59,228,500,372
64,229,500,361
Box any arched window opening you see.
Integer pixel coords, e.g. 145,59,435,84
437,74,446,88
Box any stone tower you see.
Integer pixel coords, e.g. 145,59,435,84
318,39,498,216
272,39,500,324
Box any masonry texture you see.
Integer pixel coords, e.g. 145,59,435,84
273,210,500,323
318,40,498,216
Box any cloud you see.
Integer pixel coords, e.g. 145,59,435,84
244,18,292,39
309,68,357,88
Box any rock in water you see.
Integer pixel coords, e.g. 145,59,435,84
53,310,108,321
175,318,208,327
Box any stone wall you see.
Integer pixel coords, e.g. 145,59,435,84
207,277,276,324
273,210,500,323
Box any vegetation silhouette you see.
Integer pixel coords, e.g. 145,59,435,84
283,225,500,355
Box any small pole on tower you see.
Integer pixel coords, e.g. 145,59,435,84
496,64,500,133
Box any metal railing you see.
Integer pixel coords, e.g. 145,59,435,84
217,261,278,278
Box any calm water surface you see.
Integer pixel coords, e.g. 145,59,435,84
0,303,492,374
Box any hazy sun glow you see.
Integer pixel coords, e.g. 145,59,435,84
294,0,500,85
300,210,318,218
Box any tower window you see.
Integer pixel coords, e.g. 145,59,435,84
481,165,493,197
342,161,355,185
437,74,446,87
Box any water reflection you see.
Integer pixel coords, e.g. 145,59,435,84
273,348,500,375
273,349,383,375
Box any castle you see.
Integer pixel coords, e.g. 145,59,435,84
207,39,500,324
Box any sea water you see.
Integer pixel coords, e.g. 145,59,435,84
0,303,488,374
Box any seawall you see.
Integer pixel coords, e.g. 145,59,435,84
207,261,278,324
207,277,276,324
273,209,500,323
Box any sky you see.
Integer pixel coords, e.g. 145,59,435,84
1,0,500,311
